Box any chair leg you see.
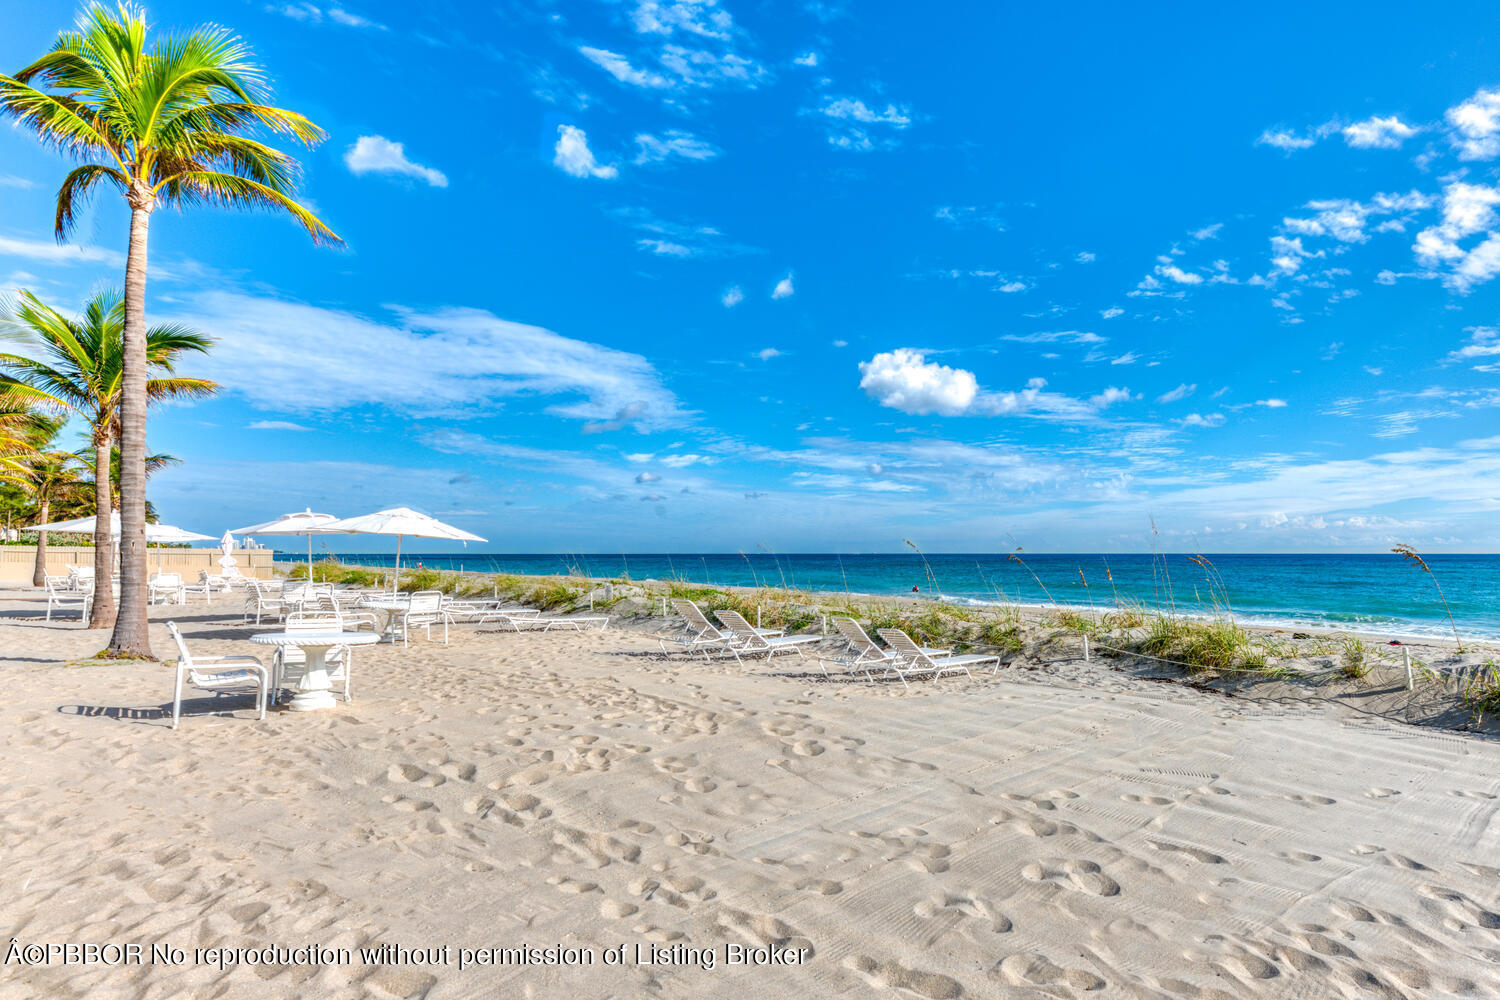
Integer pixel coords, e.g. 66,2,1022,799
172,669,184,729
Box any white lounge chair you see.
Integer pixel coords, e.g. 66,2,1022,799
67,565,95,591
824,616,950,680
272,612,353,703
44,575,89,624
148,572,186,605
713,609,822,662
167,621,268,728
243,579,287,625
657,599,745,658
874,628,996,689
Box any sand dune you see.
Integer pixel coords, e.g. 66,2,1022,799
1,593,1498,999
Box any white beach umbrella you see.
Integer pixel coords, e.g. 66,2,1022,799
229,508,341,581
318,507,486,591
25,513,216,571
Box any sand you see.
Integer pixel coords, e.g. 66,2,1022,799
1,586,1498,999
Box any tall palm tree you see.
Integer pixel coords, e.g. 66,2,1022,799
61,446,182,520
0,3,338,657
11,420,88,586
0,288,215,628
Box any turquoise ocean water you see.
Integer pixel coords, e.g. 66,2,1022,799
271,552,1500,641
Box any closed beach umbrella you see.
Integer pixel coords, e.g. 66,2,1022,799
229,508,341,581
318,507,486,592
218,531,237,571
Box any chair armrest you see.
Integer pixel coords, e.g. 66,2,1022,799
185,653,266,667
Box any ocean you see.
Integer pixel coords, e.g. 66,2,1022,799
270,552,1500,641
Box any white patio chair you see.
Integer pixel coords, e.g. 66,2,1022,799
271,612,354,702
167,621,268,729
220,565,252,589
308,594,379,633
874,628,996,689
713,609,822,663
657,599,742,658
243,579,287,625
396,590,448,646
45,574,89,623
182,570,221,603
148,572,186,605
67,565,95,591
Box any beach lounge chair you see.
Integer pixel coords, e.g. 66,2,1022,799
167,621,268,729
713,609,822,663
824,616,951,680
874,629,996,689
45,574,89,623
148,572,187,605
658,599,744,658
272,613,354,702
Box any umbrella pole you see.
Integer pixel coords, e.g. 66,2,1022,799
307,533,314,582
394,535,403,594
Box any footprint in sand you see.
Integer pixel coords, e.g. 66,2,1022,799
387,763,445,787
1284,793,1337,806
381,794,434,812
1149,840,1226,865
1121,793,1174,806
845,955,963,999
1021,859,1121,896
1273,850,1321,863
994,953,1106,992
1450,789,1498,799
913,892,1012,934
1365,787,1400,799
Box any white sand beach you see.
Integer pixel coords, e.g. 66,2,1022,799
2,589,1499,1000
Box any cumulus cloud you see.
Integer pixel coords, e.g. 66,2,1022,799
810,95,912,151
1256,398,1288,408
1446,87,1500,160
1178,412,1226,427
772,273,795,299
1342,115,1418,149
1283,190,1432,244
1075,251,1096,263
721,285,744,307
793,51,819,67
1089,386,1133,407
857,349,978,416
635,471,661,483
1413,181,1500,290
1448,326,1500,363
554,125,618,179
631,0,734,40
1156,263,1203,285
343,136,448,186
755,347,781,360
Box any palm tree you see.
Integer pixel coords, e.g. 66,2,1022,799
0,288,214,628
61,446,182,520
11,420,88,586
0,3,338,657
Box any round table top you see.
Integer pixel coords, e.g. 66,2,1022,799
249,631,382,647
362,598,412,610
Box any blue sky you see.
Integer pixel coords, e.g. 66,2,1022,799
2,0,1500,554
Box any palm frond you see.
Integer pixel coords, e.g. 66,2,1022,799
159,169,342,246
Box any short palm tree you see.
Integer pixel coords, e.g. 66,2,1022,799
11,419,88,586
0,288,215,628
0,2,338,656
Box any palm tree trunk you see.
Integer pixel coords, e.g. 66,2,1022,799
31,500,48,588
89,435,117,630
107,197,152,658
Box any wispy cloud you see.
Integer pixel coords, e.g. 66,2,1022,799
611,207,758,258
721,285,744,307
248,420,312,431
633,130,719,165
808,95,912,151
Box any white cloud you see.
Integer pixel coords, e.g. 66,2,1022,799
633,130,719,165
0,175,34,189
810,95,912,151
1283,190,1432,244
857,349,977,416
1002,330,1105,345
268,3,383,28
756,347,781,360
1156,383,1195,403
1269,234,1320,275
1089,386,1133,408
793,51,819,67
553,125,618,179
997,280,1028,293
610,207,757,258
578,46,672,89
1448,326,1500,363
1100,307,1124,319
1257,128,1315,151
831,339,848,347
772,273,795,299
248,420,311,431
327,6,380,28
1446,87,1500,160
1156,263,1203,285
721,285,744,307
1342,115,1418,149
0,234,123,267
1190,223,1223,240
660,453,711,468
1110,352,1138,365
1178,412,1225,427
1075,251,1096,263
344,135,448,187
631,0,734,40
635,470,661,483
173,290,688,430
1256,398,1288,408
1413,181,1500,290
637,239,692,256
656,45,766,88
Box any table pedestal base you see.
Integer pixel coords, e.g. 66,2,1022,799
286,646,337,712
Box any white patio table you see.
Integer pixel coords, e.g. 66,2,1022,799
361,597,412,643
250,630,379,711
